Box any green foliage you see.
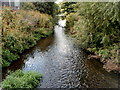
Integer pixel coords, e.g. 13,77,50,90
1,70,42,88
33,28,53,40
101,35,110,46
33,2,58,16
2,9,54,67
65,2,120,63
61,2,77,15
2,49,19,67
32,2,59,25
20,2,36,10
20,2,59,25
78,2,119,47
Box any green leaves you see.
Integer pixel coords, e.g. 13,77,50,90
33,2,58,17
2,49,19,67
2,10,54,67
65,2,120,63
1,70,42,88
61,2,77,15
101,35,110,46
20,2,36,10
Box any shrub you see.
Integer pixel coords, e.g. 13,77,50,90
2,49,19,67
1,70,42,88
20,2,36,10
64,2,120,63
2,9,54,67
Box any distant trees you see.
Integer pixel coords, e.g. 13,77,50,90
61,2,77,15
20,2,36,10
20,2,58,24
20,2,59,16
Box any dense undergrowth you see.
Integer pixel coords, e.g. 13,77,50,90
2,9,54,67
20,2,59,24
1,70,42,88
62,2,120,70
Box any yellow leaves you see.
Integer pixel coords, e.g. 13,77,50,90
2,9,53,33
2,9,54,40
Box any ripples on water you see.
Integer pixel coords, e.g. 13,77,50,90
3,19,119,88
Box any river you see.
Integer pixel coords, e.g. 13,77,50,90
2,19,119,88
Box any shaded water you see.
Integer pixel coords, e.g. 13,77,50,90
2,19,119,88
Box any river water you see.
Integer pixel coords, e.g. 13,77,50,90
2,19,119,88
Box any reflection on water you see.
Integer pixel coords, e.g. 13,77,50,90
54,26,72,55
2,20,119,88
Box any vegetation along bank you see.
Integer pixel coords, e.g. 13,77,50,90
2,2,58,67
61,2,120,72
1,70,42,88
1,2,58,89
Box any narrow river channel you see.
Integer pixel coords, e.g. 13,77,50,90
3,19,119,88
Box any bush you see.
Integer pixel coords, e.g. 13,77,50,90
65,2,120,63
20,2,36,10
68,2,120,48
1,70,42,88
2,49,19,67
2,9,54,67
32,28,53,41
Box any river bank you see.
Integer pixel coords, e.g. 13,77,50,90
68,30,120,73
2,9,54,67
82,48,120,73
62,2,120,74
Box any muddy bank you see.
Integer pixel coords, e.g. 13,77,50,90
83,49,120,73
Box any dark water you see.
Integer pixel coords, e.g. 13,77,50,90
2,20,119,88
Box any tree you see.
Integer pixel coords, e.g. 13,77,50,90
61,2,77,15
33,2,58,16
